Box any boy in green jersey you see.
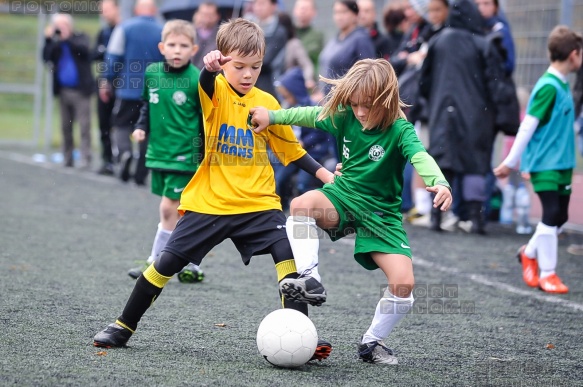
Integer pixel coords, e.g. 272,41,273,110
127,20,204,283
494,26,583,293
250,58,452,364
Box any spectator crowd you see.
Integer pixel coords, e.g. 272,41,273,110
42,0,583,241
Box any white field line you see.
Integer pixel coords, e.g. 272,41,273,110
337,238,583,313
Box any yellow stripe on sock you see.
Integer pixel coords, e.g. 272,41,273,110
143,264,172,289
115,319,135,333
280,294,285,309
275,259,297,283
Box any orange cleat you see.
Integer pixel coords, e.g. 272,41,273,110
517,245,539,287
539,274,569,294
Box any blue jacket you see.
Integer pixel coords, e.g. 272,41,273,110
104,16,164,100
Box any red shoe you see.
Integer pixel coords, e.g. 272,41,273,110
539,274,569,294
310,339,332,361
517,245,538,287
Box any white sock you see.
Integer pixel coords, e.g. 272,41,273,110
285,216,321,282
414,188,432,215
148,223,172,264
533,223,558,278
362,289,414,344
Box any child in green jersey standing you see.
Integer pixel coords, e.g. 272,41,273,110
494,26,583,294
250,58,452,364
127,20,205,283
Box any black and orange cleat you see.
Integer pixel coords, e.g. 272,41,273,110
310,339,332,361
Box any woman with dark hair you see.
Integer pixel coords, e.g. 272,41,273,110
475,0,515,75
382,2,407,61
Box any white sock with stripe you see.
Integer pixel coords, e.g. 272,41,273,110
285,216,321,282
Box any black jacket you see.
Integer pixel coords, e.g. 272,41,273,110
419,0,497,174
42,31,93,96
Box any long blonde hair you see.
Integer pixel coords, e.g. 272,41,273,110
318,59,407,130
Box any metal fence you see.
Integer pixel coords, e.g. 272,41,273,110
1,0,582,148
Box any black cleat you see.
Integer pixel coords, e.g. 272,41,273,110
93,323,133,348
310,338,332,361
280,276,326,306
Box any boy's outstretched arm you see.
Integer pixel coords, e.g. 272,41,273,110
493,115,539,178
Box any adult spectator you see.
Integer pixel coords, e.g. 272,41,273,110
246,0,287,97
419,0,501,234
102,0,163,185
93,0,120,176
475,0,515,75
390,0,431,77
357,0,392,59
43,13,94,169
317,1,376,97
292,0,324,73
278,12,315,90
382,2,407,61
191,1,220,70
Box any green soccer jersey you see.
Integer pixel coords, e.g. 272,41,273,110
142,62,202,172
270,106,449,220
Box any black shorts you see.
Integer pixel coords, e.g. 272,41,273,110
112,99,142,128
163,210,289,266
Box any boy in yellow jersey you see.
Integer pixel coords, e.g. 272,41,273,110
93,18,335,361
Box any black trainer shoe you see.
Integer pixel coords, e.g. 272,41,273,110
310,338,332,361
177,263,204,283
279,276,326,306
93,323,133,348
357,339,398,365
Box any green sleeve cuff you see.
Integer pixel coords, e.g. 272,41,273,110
268,110,276,125
410,152,451,190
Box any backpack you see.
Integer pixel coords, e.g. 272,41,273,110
482,32,520,136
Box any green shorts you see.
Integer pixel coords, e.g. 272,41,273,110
529,169,572,195
150,170,194,200
318,184,411,271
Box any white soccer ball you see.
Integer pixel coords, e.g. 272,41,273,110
256,309,318,368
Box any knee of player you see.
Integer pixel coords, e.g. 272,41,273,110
289,195,313,217
160,198,180,219
388,280,414,298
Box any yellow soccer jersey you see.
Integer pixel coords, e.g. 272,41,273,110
178,73,306,215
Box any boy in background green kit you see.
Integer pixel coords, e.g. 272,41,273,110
127,20,204,283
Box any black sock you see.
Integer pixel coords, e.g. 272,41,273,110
118,275,163,331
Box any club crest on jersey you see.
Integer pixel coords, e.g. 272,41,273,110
172,91,187,106
368,145,385,161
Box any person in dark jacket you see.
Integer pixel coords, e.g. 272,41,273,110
102,0,164,185
357,0,392,60
419,0,501,233
93,0,120,175
246,0,288,97
43,13,93,169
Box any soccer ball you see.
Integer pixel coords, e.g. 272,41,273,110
256,309,318,368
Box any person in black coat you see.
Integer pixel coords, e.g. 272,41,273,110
43,13,94,169
93,0,120,175
419,0,502,233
